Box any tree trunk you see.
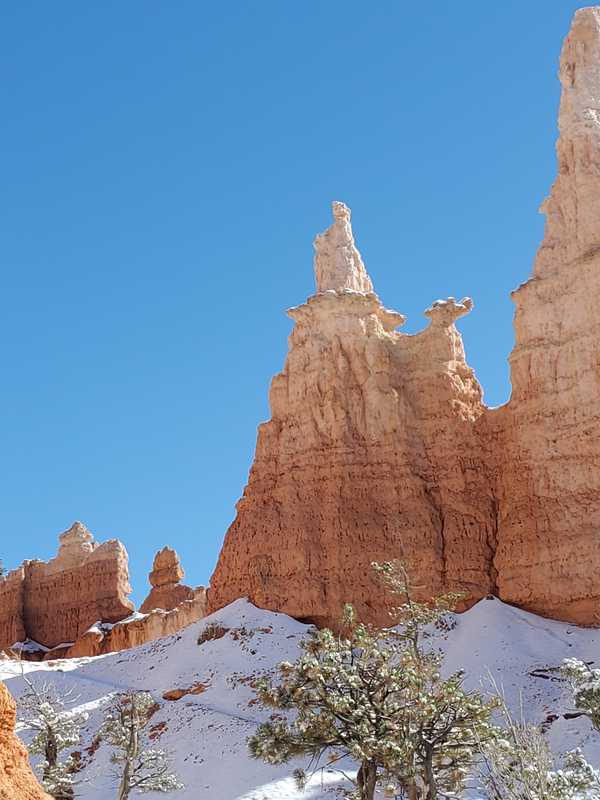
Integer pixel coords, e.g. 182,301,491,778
356,759,377,800
117,762,131,800
407,782,419,800
118,699,140,800
45,730,58,772
424,750,437,800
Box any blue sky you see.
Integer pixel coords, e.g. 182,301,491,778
0,1,584,603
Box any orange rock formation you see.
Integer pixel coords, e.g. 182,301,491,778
492,6,600,624
0,522,133,653
62,547,206,659
139,547,195,614
0,535,206,661
209,202,496,627
208,8,600,628
0,683,49,800
64,590,207,658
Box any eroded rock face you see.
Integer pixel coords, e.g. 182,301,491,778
0,522,134,652
64,589,207,658
0,683,49,800
209,203,497,627
139,547,194,613
0,532,206,660
209,8,600,629
0,570,26,651
492,6,600,624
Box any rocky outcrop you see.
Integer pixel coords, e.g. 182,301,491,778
64,590,207,658
209,202,497,627
0,569,26,650
208,8,600,628
0,683,49,800
0,534,206,661
61,547,206,658
140,547,195,614
491,6,600,624
0,522,134,652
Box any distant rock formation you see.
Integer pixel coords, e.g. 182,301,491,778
62,547,206,659
0,683,49,800
139,547,195,613
0,534,206,661
208,8,600,628
0,522,133,653
64,591,207,658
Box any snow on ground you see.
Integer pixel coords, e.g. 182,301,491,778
2,596,600,799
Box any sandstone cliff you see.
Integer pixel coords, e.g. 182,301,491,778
208,8,600,628
0,522,134,653
0,683,49,800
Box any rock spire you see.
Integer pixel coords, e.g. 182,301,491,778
313,201,374,293
140,547,195,613
209,197,492,627
492,5,600,623
535,6,600,277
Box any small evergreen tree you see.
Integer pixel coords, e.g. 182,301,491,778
480,695,600,800
248,562,497,800
100,691,183,800
562,658,600,730
18,673,87,799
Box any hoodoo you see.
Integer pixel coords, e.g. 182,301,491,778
209,8,600,628
140,547,196,613
209,203,497,627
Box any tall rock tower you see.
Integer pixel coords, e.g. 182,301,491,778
493,7,600,623
209,203,497,626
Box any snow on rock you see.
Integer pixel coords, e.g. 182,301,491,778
1,597,600,799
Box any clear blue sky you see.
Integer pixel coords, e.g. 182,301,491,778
0,1,584,604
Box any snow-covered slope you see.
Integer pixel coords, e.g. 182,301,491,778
2,597,600,799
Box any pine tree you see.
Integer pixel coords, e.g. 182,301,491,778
100,691,183,800
562,658,600,730
248,562,497,800
18,673,87,800
480,694,600,800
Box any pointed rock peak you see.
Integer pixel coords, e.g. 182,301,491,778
559,7,600,136
58,521,94,549
534,6,600,276
149,546,184,587
313,201,375,294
